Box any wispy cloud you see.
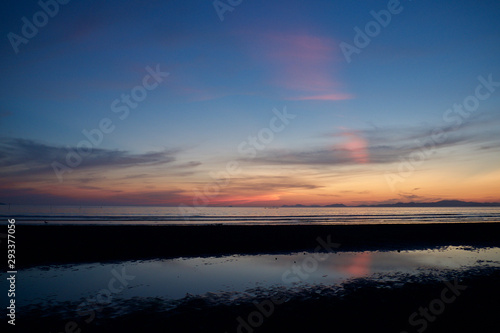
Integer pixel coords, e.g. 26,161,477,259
333,130,369,164
0,186,191,206
182,174,323,206
244,114,500,167
288,93,353,101
239,31,351,101
0,138,197,180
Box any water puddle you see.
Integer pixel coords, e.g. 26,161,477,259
6,246,500,308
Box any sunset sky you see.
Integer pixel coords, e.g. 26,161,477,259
1,0,499,206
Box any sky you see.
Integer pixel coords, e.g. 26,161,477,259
1,0,499,207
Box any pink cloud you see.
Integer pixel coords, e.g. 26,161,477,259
242,31,351,100
288,93,353,101
333,130,370,164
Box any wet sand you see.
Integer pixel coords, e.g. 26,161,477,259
17,222,500,267
14,266,500,333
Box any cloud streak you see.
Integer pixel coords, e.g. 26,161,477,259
288,93,353,101
0,186,191,206
240,31,351,101
244,115,500,167
0,138,198,180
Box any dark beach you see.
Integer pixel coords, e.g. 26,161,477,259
16,222,500,267
5,222,500,333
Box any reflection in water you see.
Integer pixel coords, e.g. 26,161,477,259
10,246,500,310
337,252,373,276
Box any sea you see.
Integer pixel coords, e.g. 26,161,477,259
1,204,500,225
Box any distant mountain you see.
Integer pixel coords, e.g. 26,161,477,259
358,200,500,207
282,204,322,208
282,200,500,208
282,203,346,208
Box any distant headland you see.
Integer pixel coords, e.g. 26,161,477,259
282,200,500,208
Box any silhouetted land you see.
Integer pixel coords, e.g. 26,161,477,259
283,200,500,207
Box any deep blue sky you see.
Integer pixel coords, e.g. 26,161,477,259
1,0,499,206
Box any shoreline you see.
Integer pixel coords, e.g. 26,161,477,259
15,222,500,268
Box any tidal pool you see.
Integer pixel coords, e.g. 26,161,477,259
5,246,500,309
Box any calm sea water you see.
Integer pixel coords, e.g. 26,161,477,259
1,205,500,225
